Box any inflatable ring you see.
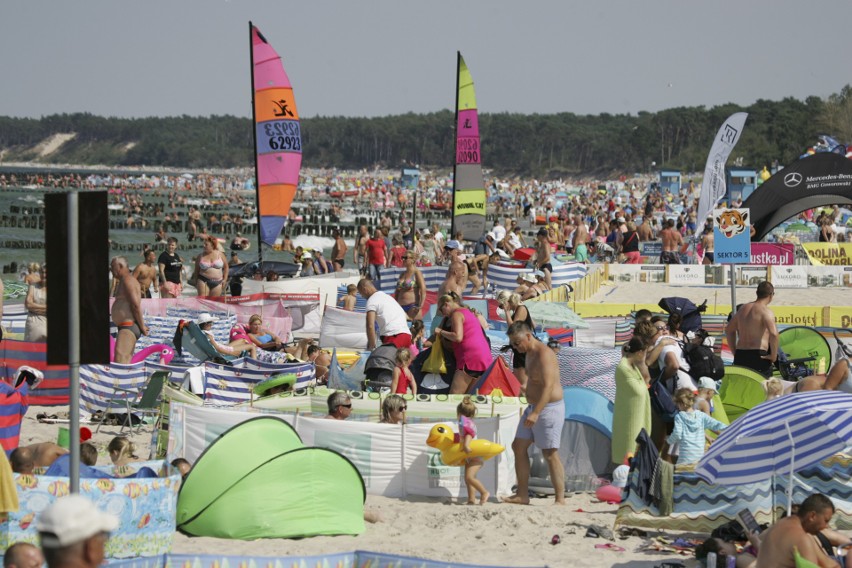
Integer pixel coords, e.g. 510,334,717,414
253,373,297,397
426,423,505,467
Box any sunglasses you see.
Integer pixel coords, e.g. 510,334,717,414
339,404,352,409
656,326,667,331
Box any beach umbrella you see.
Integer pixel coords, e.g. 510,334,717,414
519,301,589,330
695,390,852,516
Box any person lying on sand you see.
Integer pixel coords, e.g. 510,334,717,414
9,443,68,474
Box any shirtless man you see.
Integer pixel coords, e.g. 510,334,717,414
637,216,655,241
437,241,468,297
756,493,842,568
9,442,68,474
353,225,369,274
534,228,553,289
132,249,158,298
110,256,149,364
659,219,683,264
331,229,348,272
502,321,565,505
573,214,590,263
701,228,715,265
726,281,778,377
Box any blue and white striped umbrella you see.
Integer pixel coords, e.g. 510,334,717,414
696,390,852,487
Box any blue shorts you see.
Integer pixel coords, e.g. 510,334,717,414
515,401,565,450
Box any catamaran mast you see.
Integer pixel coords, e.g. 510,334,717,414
450,51,461,239
249,21,263,264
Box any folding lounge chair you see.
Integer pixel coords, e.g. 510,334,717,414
96,371,170,434
180,321,237,364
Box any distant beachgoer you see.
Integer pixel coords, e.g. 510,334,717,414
24,265,47,342
725,281,778,377
133,249,158,298
24,262,41,286
365,229,387,285
171,457,192,480
394,252,426,320
660,219,683,264
158,237,184,298
331,229,348,271
195,236,228,297
111,257,148,363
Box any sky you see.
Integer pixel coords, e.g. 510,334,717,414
2,0,851,120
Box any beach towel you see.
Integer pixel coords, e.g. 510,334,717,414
650,457,674,516
632,428,659,506
0,450,18,512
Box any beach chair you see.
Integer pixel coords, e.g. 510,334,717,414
719,365,767,422
180,321,237,364
96,371,169,434
776,325,832,377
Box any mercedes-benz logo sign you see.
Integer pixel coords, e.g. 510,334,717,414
784,172,803,187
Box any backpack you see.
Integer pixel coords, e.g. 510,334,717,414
649,374,679,422
682,342,725,381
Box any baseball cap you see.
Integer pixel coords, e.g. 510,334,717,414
38,495,119,548
698,377,718,393
617,216,626,223
196,313,216,325
521,272,537,284
486,232,495,240
612,464,630,488
445,240,461,250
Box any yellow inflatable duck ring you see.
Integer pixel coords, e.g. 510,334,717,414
425,423,505,467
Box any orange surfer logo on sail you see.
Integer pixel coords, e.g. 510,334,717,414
272,100,294,118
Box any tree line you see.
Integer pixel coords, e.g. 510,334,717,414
1,86,850,177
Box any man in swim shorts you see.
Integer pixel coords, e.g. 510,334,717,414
502,321,565,505
111,256,149,364
726,281,778,377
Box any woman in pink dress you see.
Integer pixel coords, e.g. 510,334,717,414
434,294,492,394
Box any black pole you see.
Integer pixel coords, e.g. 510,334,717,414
450,51,461,239
249,22,263,264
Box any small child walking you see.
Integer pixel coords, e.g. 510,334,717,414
391,347,417,395
667,388,728,465
457,396,489,505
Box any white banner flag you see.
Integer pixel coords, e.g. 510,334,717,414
696,112,748,226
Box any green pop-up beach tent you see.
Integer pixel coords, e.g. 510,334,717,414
176,417,365,540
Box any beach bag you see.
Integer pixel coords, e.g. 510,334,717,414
683,342,724,381
776,347,810,381
649,374,679,423
422,338,447,374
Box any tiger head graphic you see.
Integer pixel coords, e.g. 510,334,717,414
716,210,749,238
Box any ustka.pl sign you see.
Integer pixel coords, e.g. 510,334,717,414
714,208,751,264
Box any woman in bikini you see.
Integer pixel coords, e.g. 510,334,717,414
195,236,228,297
497,290,535,390
521,272,549,301
197,313,256,359
394,251,426,319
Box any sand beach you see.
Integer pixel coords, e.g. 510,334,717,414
17,404,699,568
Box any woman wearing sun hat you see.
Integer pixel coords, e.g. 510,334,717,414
197,313,256,359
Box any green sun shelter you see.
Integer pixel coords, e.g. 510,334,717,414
176,417,365,539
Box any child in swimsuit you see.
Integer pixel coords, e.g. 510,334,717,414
391,348,417,395
457,397,489,505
